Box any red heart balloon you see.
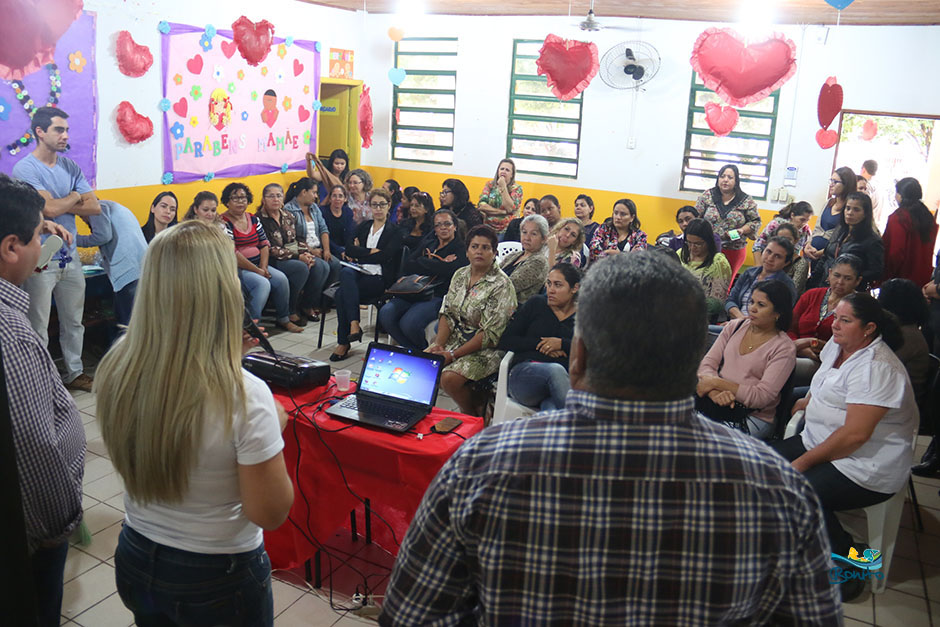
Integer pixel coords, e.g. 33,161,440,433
359,85,373,149
221,39,237,59
293,58,304,77
861,119,878,141
172,97,188,118
186,54,203,75
816,128,838,149
116,101,153,144
817,77,843,130
705,102,739,137
0,0,82,80
298,104,310,122
115,30,152,78
536,34,599,101
691,28,797,107
231,16,274,67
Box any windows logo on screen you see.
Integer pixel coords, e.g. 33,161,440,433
388,367,411,385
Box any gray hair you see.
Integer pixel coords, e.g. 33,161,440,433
348,168,373,192
521,213,549,242
576,252,706,399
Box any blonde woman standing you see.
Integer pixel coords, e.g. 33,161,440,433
95,222,293,626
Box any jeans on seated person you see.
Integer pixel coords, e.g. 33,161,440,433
334,267,386,345
378,297,443,351
238,266,291,323
271,258,310,314
745,415,775,440
507,361,570,411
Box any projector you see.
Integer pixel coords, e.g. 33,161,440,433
242,352,331,389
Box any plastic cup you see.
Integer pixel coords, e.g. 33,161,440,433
334,369,351,391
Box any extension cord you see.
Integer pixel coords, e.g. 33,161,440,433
353,604,381,618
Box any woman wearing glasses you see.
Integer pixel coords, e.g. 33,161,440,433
220,182,301,333
677,218,732,320
330,189,403,362
378,209,468,351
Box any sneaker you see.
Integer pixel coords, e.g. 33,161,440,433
66,374,94,393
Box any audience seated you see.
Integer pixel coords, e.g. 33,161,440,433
774,222,811,296
141,191,178,243
320,184,355,259
547,217,585,268
753,201,813,265
378,209,467,351
428,225,516,416
677,218,732,320
329,189,402,362
696,164,761,279
667,205,721,252
383,179,403,224
573,194,600,245
440,178,482,240
537,194,562,229
497,263,579,411
588,198,647,261
697,279,796,440
805,166,856,265
499,214,551,304
774,293,918,601
878,278,931,402
808,191,884,290
882,177,938,286
400,186,419,223
399,190,434,250
477,159,523,235
725,236,796,320
346,168,374,225
220,182,299,333
182,191,224,229
501,197,536,243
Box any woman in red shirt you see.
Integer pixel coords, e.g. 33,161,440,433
882,177,938,286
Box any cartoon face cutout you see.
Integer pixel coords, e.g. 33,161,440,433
208,88,232,131
260,89,278,128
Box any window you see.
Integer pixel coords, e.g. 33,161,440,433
391,37,457,164
680,73,780,200
506,39,583,178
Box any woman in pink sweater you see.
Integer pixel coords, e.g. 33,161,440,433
697,280,797,440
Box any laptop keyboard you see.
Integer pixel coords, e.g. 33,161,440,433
340,397,416,423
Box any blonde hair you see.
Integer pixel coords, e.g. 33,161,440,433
95,221,246,504
552,217,585,255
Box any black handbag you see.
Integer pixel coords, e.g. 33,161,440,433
696,320,753,434
385,274,441,302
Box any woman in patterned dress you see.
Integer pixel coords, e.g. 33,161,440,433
695,164,761,279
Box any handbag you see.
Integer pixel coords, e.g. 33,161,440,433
696,319,753,434
385,274,441,302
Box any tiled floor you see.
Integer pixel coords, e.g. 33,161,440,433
60,309,938,625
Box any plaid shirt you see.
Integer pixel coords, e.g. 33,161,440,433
381,390,841,626
0,277,84,553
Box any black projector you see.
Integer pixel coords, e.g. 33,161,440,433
242,352,331,389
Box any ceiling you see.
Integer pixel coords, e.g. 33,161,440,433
299,0,940,26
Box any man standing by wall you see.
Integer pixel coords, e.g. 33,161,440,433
13,106,101,392
0,174,85,626
860,159,884,228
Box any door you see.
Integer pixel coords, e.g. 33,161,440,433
317,78,363,169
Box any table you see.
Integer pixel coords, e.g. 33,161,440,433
263,379,483,571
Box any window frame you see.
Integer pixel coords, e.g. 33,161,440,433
506,39,584,179
679,73,780,201
391,36,458,165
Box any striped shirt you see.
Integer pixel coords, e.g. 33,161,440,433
223,213,269,264
381,390,841,625
0,277,85,553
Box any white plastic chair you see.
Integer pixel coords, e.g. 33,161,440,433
492,351,537,425
497,241,523,265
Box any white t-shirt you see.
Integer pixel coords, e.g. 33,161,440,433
802,337,918,494
125,370,285,553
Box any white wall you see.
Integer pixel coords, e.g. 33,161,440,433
84,0,362,190
356,13,940,212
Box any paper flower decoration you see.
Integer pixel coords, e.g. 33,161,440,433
280,163,289,173
189,115,199,127
158,98,171,112
212,65,224,82
162,172,174,184
303,84,310,94
303,130,311,144
241,110,249,121
170,121,184,139
260,66,268,76
275,69,285,84
277,43,287,59
0,97,9,121
199,33,213,52
68,51,86,73
190,85,202,100
237,69,245,80
250,91,258,101
227,82,236,93
204,172,215,182
285,36,294,47
282,96,292,111
158,21,171,34
314,41,322,52
311,99,322,111
205,24,217,38
173,73,183,85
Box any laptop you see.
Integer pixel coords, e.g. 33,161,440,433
326,342,445,432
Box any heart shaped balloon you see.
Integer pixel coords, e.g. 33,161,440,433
705,102,739,137
115,30,152,78
536,34,599,101
359,84,373,149
0,0,82,80
816,128,839,149
231,16,274,66
817,76,842,130
691,28,797,107
825,0,855,9
116,101,153,144
861,119,878,141
388,68,406,86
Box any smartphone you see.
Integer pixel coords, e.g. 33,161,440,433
431,416,463,434
727,229,741,241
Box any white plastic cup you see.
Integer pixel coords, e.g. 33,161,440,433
334,369,351,391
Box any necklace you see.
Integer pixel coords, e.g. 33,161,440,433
6,64,63,156
744,326,773,351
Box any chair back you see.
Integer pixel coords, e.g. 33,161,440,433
918,353,940,423
772,366,797,440
497,241,522,265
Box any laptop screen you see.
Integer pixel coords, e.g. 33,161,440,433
359,346,441,405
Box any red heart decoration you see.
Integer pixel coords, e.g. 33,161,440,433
359,85,373,149
186,54,203,75
817,77,843,130
115,30,153,78
116,101,153,144
691,28,797,107
231,16,274,66
705,102,739,137
0,0,82,80
297,104,310,122
221,39,237,59
861,119,878,141
816,128,838,149
535,34,599,101
293,58,304,77
172,97,188,118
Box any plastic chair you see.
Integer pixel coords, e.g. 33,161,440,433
491,351,537,425
497,241,522,265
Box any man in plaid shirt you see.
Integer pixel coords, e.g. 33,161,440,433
381,252,841,625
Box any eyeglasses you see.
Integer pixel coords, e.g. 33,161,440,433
229,195,248,203
440,189,453,196
370,201,390,208
829,179,841,185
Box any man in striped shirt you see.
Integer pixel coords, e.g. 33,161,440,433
381,252,841,625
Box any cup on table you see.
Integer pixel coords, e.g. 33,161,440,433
334,369,351,391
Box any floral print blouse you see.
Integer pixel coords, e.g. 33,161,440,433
500,249,550,304
753,217,811,254
588,222,648,261
479,180,524,233
257,208,308,261
695,189,761,251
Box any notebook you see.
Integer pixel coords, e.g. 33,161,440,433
326,342,445,432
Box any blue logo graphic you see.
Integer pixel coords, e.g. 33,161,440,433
828,547,884,584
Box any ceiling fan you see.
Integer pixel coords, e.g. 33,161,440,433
576,0,632,32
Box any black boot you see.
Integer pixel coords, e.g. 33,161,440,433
912,437,939,477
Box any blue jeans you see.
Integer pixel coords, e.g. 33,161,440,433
114,280,137,326
238,267,291,323
31,541,70,627
114,525,273,627
271,258,309,314
334,267,385,345
378,297,442,351
507,361,570,411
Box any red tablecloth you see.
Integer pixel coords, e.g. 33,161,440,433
264,379,483,569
